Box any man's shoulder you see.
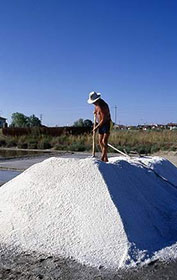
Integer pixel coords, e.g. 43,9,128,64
100,102,109,111
95,105,101,111
96,100,110,112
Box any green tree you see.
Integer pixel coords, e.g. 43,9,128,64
73,118,93,127
73,118,84,127
10,112,41,127
83,119,93,127
10,112,28,127
27,114,41,127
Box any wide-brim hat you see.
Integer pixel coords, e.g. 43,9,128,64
87,91,101,104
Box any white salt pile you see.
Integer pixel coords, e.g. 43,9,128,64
1,156,177,270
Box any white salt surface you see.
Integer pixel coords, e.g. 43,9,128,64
1,156,177,269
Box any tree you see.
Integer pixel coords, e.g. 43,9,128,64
73,118,84,127
10,113,28,127
73,118,93,127
27,114,41,127
10,112,41,127
83,119,93,127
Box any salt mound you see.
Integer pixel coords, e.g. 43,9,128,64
1,156,177,269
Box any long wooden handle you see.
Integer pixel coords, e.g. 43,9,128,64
108,143,130,158
92,114,96,157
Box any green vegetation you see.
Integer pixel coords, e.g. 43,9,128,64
73,118,93,127
0,129,177,155
10,112,41,127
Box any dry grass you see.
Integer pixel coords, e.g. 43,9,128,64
0,130,177,154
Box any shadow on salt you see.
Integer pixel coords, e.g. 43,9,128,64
98,158,177,263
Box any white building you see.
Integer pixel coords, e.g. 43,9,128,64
167,123,177,130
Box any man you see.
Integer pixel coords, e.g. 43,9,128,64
87,91,111,162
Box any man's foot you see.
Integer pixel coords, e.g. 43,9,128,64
101,155,108,162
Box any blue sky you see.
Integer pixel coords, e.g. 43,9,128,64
0,0,176,126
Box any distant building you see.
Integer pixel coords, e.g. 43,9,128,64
114,124,127,130
127,125,137,130
0,117,7,128
149,124,167,130
113,123,177,131
137,124,150,130
137,124,167,130
167,123,177,130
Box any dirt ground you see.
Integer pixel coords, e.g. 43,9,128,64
1,248,177,280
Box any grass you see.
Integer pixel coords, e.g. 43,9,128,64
109,130,177,154
0,129,177,155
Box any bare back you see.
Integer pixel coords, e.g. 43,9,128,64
94,99,111,124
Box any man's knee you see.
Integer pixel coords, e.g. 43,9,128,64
99,138,103,146
102,139,108,147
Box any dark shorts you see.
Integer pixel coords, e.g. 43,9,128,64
99,121,110,134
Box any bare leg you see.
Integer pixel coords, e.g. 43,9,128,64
99,134,104,161
102,133,110,162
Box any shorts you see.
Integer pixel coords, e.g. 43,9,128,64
99,121,110,134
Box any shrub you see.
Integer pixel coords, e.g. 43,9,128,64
28,141,38,149
0,139,6,147
17,142,28,149
135,145,151,155
170,146,177,151
37,140,52,150
151,145,160,154
6,140,17,148
68,143,86,152
54,144,69,151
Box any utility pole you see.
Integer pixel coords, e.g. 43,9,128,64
114,106,117,125
40,114,43,124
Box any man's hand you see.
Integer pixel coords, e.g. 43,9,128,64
92,126,98,133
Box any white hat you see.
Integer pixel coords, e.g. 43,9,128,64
87,91,101,104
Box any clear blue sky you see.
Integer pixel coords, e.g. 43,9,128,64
0,0,176,126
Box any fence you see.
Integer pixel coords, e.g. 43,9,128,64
2,126,92,137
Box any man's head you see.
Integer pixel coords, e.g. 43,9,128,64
87,91,101,104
